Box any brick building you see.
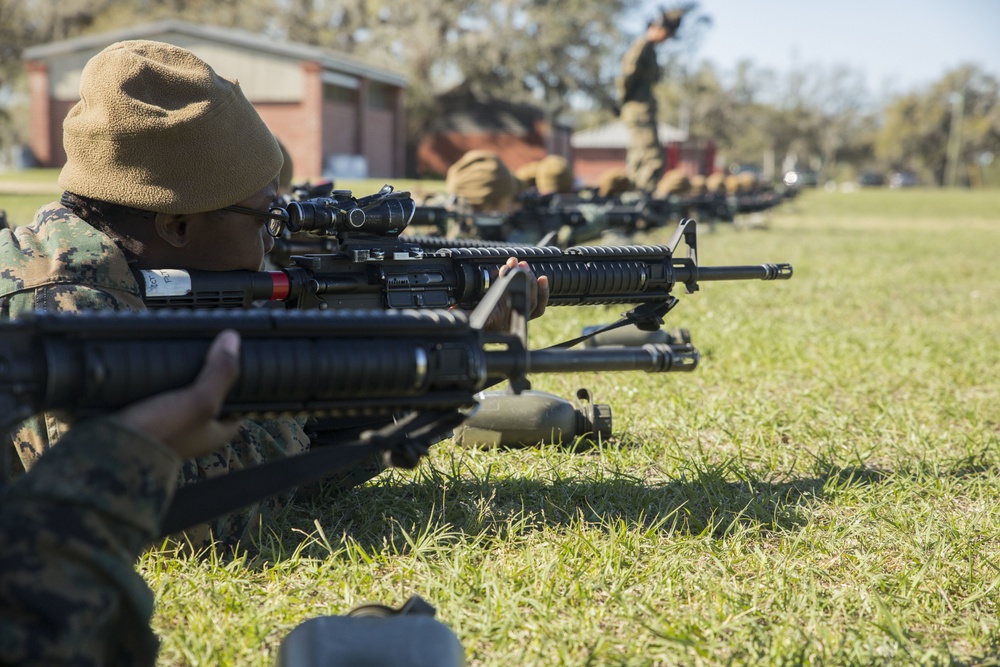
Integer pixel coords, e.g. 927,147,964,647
571,121,716,186
23,20,408,181
417,87,572,178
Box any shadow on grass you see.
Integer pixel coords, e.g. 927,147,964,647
250,457,903,563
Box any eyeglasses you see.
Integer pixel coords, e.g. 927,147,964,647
221,202,289,238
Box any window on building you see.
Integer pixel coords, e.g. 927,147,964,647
367,82,391,110
324,84,356,104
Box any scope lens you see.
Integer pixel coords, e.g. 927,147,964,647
285,201,331,233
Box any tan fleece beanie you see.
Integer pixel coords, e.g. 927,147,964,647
514,160,539,188
58,40,283,214
705,172,725,193
535,155,574,194
446,150,520,210
654,168,691,198
597,168,633,197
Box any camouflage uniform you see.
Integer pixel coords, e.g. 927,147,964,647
617,36,665,193
0,417,179,665
0,202,363,548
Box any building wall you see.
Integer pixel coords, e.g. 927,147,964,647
25,29,405,180
46,49,108,100
573,147,630,186
162,35,304,101
322,102,359,155
38,34,304,103
547,127,574,160
256,102,311,182
47,100,75,167
26,61,52,166
363,108,396,178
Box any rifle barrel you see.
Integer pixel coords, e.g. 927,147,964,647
674,263,794,283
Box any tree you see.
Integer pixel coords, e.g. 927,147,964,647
251,0,643,171
876,65,1000,186
0,0,111,163
657,58,785,172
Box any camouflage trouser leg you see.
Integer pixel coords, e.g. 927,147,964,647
172,419,308,551
173,419,387,552
621,102,665,193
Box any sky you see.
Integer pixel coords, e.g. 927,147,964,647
630,0,1000,97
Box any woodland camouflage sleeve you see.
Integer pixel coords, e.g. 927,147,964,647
174,415,312,549
617,37,648,102
0,417,182,666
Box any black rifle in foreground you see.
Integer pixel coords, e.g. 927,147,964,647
139,195,792,319
1,271,697,534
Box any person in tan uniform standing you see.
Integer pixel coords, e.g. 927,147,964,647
616,9,685,192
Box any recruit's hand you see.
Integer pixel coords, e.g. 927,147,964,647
479,257,550,332
115,331,242,459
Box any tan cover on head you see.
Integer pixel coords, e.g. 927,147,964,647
597,168,633,197
534,155,574,194
58,40,283,214
514,160,539,188
654,168,691,197
445,150,520,209
705,172,725,193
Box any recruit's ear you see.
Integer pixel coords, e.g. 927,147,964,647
154,212,194,248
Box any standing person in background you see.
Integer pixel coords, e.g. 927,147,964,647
616,8,685,193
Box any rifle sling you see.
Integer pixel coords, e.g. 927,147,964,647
548,299,679,350
158,410,462,538
159,439,383,538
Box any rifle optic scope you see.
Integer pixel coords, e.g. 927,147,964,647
285,186,416,236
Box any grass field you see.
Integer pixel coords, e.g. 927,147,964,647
5,174,1000,664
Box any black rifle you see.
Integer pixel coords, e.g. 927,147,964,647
730,190,787,215
267,232,524,269
139,210,792,325
514,193,737,243
1,271,697,533
0,210,9,232
411,191,739,248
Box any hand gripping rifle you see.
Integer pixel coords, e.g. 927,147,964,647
0,270,698,535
